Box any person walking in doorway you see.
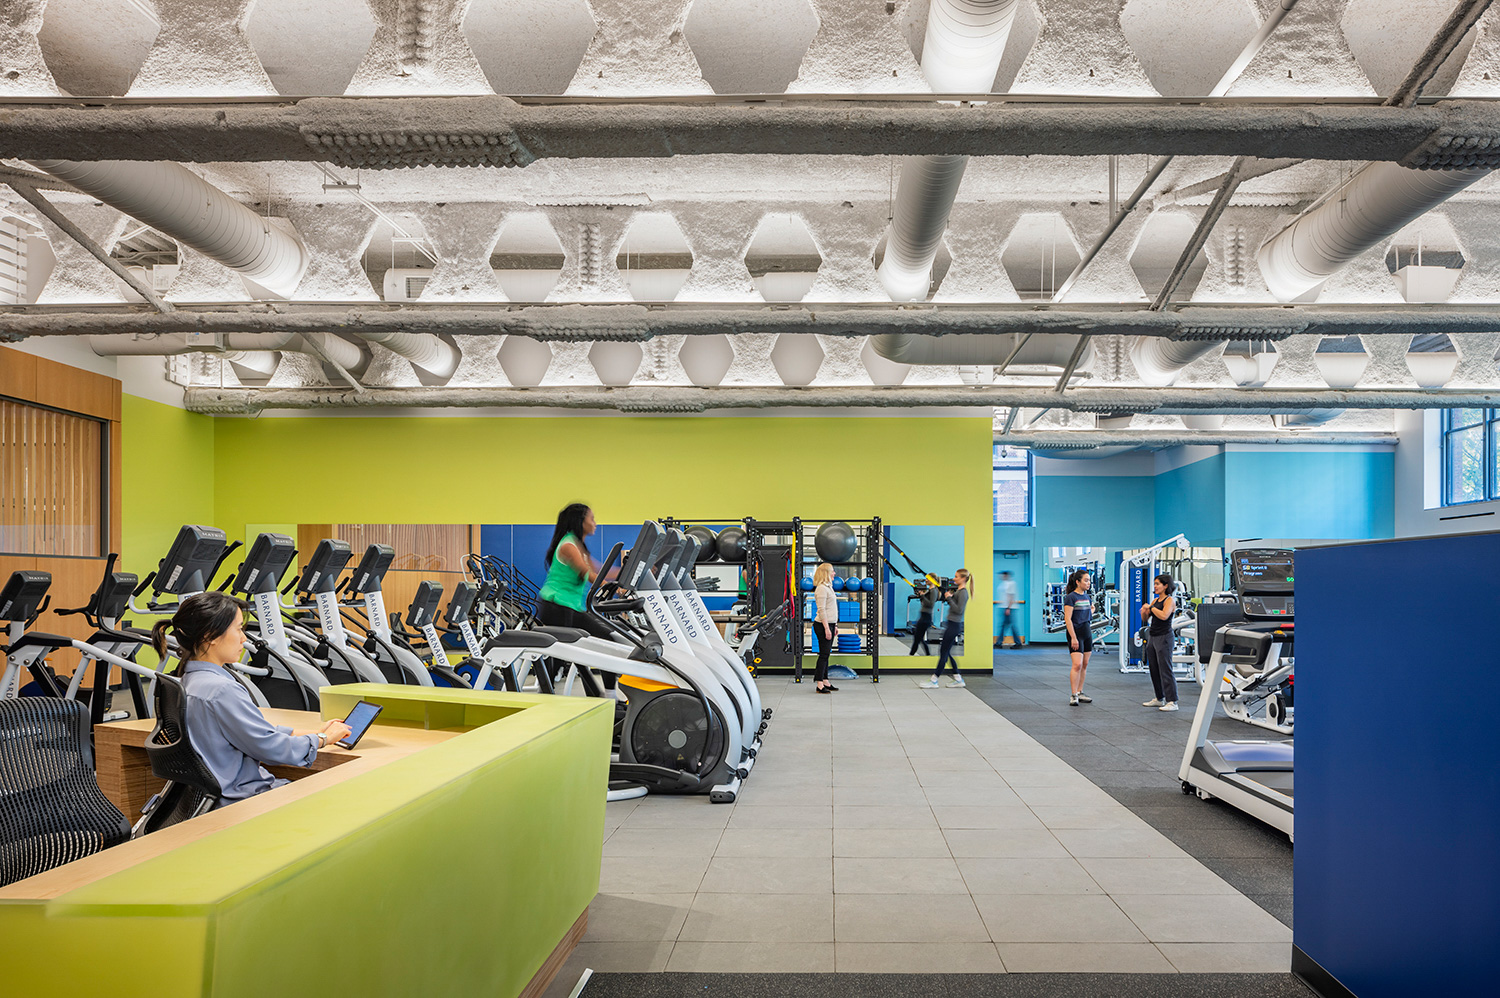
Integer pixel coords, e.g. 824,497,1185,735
909,581,936,655
997,570,1025,649
1141,573,1180,712
920,569,972,689
811,563,839,693
1064,569,1094,706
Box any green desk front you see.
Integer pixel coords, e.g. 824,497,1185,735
0,686,612,998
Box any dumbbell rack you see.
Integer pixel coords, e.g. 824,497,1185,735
789,516,883,684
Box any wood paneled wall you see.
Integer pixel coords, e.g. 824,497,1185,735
293,523,477,632
1,345,123,677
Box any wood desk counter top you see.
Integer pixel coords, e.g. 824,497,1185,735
2,710,458,902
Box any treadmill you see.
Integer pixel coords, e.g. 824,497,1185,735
1179,548,1296,841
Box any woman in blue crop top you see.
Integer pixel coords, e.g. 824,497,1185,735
1063,569,1094,707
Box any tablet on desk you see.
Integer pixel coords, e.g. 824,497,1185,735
337,700,384,749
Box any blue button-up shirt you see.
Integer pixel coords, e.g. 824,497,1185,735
180,660,319,802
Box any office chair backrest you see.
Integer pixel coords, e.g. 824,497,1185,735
144,675,223,801
0,697,130,887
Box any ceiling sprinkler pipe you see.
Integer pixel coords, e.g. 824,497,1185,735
362,331,461,380
28,159,309,297
1257,162,1489,302
877,0,1017,304
1128,338,1223,386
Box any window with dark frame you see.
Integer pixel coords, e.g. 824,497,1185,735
0,398,108,557
1441,408,1498,506
993,445,1032,526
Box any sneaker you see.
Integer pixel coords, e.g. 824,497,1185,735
1142,698,1162,707
946,676,966,687
1158,701,1180,712
1069,693,1080,706
1075,693,1092,703
918,678,940,689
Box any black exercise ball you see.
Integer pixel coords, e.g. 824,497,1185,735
685,526,719,562
717,526,749,563
815,521,858,564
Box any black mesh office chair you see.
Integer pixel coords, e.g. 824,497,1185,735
131,673,222,838
0,698,130,887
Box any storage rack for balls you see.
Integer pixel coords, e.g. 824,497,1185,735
786,516,883,684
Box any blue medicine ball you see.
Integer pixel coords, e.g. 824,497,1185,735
799,576,814,591
831,577,845,591
861,577,875,592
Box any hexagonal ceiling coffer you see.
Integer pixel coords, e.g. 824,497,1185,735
685,0,820,94
770,333,825,386
37,0,159,97
465,0,597,94
491,212,566,302
1001,213,1082,301
498,335,554,387
744,213,823,302
1130,211,1209,300
1314,335,1369,389
1342,0,1475,98
589,341,645,386
1119,0,1259,97
678,335,736,387
249,0,377,95
616,214,695,302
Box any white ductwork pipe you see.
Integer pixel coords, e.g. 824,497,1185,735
871,332,1089,368
89,331,369,378
1128,339,1223,386
877,0,1017,302
27,160,309,297
1258,163,1490,302
362,332,461,381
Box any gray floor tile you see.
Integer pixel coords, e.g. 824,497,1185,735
714,827,832,858
602,827,724,859
1029,805,1143,829
1111,893,1295,943
834,827,950,857
833,804,938,828
994,942,1178,973
930,805,1043,829
942,827,1069,859
733,783,834,807
665,941,835,972
921,784,1025,807
916,770,1014,791
699,855,833,894
973,894,1148,943
563,940,673,972
1053,825,1191,859
598,855,710,894
957,857,1104,895
621,804,733,829
727,805,834,829
835,942,1006,973
1012,784,1120,807
1158,942,1293,973
585,893,694,942
1078,857,1239,895
834,893,990,942
678,893,835,942
834,856,969,894
833,783,930,807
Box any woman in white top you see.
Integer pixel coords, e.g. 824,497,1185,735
811,562,839,694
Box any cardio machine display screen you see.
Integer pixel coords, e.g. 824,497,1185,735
1233,551,1295,593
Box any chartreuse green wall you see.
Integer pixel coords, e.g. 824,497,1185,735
121,394,216,579
211,415,996,666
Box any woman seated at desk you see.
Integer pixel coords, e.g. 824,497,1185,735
151,592,351,803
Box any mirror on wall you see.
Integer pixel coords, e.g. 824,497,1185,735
879,525,965,658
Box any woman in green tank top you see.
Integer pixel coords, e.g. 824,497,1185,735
536,503,616,688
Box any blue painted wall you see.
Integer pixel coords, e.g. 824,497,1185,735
887,525,965,628
1296,534,1500,997
1224,451,1394,539
1154,453,1226,544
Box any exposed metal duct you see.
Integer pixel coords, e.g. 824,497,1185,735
876,0,1017,301
1257,163,1490,301
995,429,1397,448
361,332,461,381
88,332,369,380
1129,339,1223,386
27,160,309,297
871,332,1087,368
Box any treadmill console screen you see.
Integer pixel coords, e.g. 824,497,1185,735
1232,550,1295,593
157,525,228,595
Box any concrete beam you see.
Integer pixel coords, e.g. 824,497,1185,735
11,302,1500,342
0,96,1498,166
184,384,1500,415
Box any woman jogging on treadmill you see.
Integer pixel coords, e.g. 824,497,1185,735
811,562,839,693
921,568,972,689
1064,569,1094,706
1141,572,1180,712
153,591,351,803
537,502,617,687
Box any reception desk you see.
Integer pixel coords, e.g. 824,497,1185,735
0,685,612,998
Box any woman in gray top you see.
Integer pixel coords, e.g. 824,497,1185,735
909,582,937,655
151,591,351,802
919,569,972,689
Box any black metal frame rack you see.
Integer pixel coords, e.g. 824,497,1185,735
783,516,883,684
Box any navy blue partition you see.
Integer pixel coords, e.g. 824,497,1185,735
1294,533,1500,997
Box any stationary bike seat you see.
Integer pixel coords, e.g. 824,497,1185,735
532,626,592,643
484,631,557,651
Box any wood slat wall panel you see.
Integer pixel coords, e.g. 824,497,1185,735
0,399,103,557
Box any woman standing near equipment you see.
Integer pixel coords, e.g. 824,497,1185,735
152,592,351,803
538,503,617,688
909,582,936,655
921,569,972,688
811,563,839,693
1064,570,1094,706
1141,573,1180,711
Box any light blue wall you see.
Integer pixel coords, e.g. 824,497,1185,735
887,525,965,628
1154,453,1227,545
1224,451,1394,539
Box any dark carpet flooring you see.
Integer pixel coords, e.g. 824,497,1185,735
970,645,1294,927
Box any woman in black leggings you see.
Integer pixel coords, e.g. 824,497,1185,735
1141,572,1179,711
